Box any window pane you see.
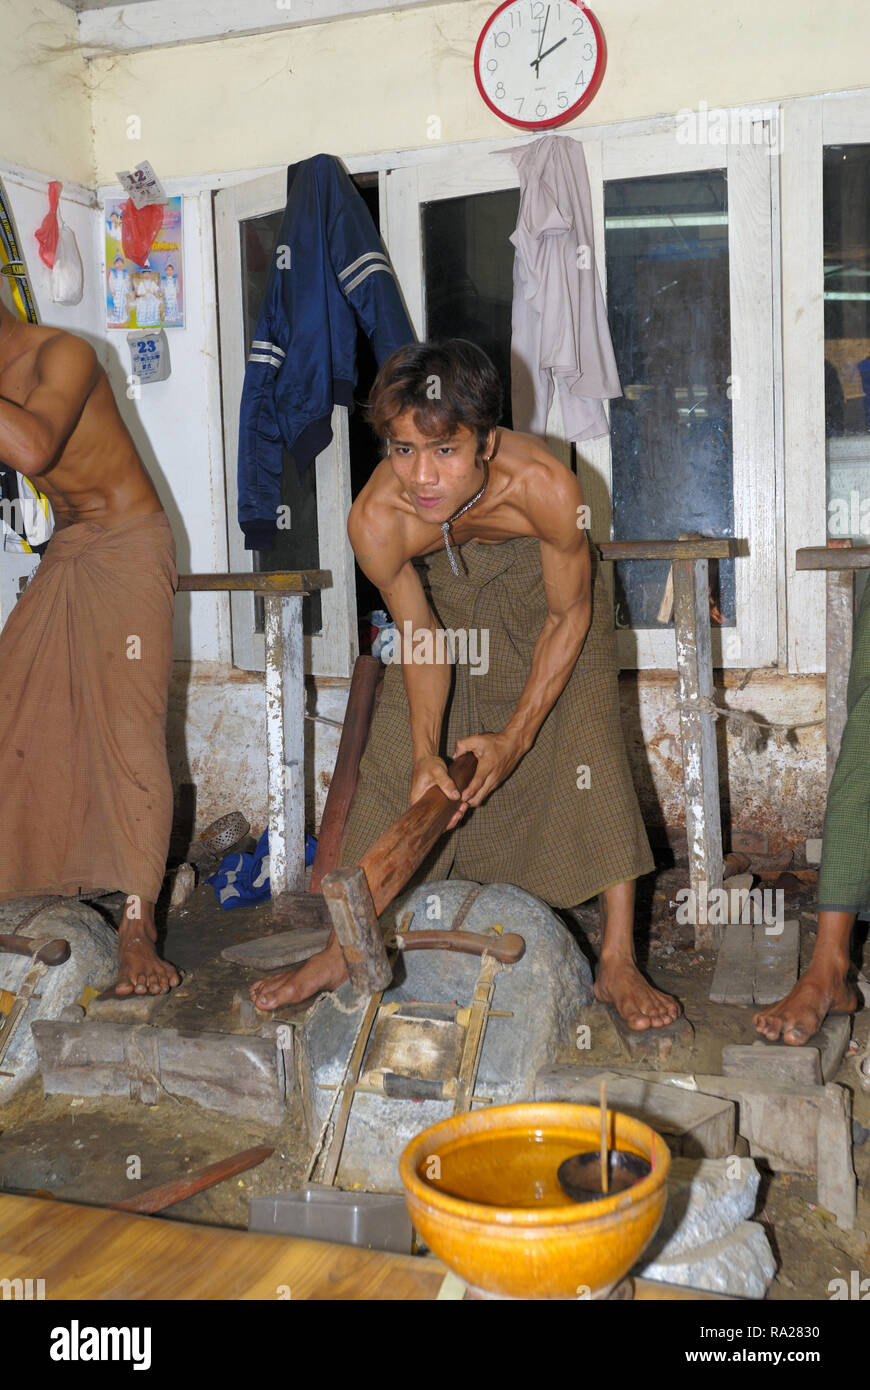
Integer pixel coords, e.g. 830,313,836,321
824,145,870,565
604,171,734,630
240,214,321,635
422,189,519,425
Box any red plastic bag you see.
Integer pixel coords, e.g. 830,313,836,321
35,180,62,269
121,198,164,268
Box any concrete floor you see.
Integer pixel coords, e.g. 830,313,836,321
0,864,868,1300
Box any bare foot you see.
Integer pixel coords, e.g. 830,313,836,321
115,931,180,995
753,965,857,1045
251,935,348,1011
594,957,681,1030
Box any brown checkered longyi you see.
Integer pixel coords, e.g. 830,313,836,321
341,536,654,908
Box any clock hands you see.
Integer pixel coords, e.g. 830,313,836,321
532,3,550,79
530,36,567,68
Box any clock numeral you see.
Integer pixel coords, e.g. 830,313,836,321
557,90,569,109
508,8,522,26
573,14,585,34
514,97,525,114
494,29,511,47
486,58,498,73
575,71,587,88
536,101,548,119
495,81,506,99
583,41,594,60
530,1,545,17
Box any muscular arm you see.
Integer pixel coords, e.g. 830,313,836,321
0,334,98,476
503,465,592,753
348,495,451,766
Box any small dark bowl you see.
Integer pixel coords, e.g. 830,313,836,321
557,1150,653,1205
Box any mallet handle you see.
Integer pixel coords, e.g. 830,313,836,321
358,752,477,916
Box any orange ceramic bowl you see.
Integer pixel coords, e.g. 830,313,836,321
399,1102,670,1300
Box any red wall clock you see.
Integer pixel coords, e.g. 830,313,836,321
474,1,606,131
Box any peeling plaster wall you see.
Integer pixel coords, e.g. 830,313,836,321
621,672,827,856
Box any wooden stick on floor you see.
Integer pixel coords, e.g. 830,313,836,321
110,1145,274,1214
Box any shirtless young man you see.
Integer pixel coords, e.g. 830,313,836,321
0,298,179,995
252,339,678,1031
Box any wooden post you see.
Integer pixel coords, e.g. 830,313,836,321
671,557,724,950
264,592,306,908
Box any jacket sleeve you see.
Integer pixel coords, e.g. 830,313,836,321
237,278,290,551
326,165,415,362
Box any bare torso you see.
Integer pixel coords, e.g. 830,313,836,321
0,321,162,529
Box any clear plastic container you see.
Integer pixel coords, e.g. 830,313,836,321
248,1185,414,1254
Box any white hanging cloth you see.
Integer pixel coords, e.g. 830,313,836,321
509,135,621,443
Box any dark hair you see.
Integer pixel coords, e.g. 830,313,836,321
366,339,503,454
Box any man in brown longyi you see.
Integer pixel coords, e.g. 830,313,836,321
251,339,678,1032
0,295,178,995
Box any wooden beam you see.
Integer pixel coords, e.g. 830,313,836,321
598,539,735,563
795,546,870,570
177,570,332,592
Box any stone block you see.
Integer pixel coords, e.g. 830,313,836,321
0,897,117,1104
638,1220,775,1298
298,881,594,1191
644,1156,761,1262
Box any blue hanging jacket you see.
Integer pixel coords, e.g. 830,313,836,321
237,153,416,550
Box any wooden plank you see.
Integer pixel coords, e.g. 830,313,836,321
598,539,734,562
177,570,332,592
672,556,724,948
795,546,870,570
709,924,755,1005
722,1042,823,1087
751,920,799,1006
0,1193,447,1300
265,593,306,905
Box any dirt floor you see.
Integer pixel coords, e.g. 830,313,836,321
1,862,868,1301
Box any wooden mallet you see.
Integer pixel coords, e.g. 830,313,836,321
320,752,523,993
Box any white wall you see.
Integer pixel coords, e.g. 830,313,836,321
0,0,94,187
86,0,869,184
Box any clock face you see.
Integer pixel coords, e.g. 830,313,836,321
474,1,605,130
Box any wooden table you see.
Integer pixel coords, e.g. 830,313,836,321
0,1193,729,1300
178,571,332,911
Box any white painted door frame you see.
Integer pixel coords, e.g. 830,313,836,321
214,168,358,676
384,125,779,671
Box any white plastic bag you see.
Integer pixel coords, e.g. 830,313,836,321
49,215,83,306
